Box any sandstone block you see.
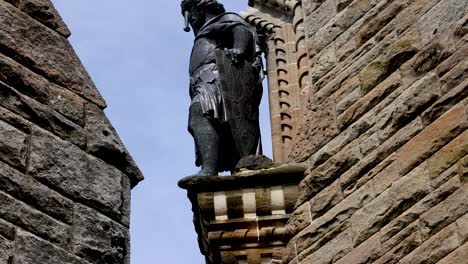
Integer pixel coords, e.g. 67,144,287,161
288,97,338,163
456,212,468,243
14,229,88,264
305,0,336,37
0,161,74,224
0,105,32,133
296,182,374,253
300,226,353,263
309,179,343,220
0,52,49,104
427,129,468,180
334,75,361,115
360,28,421,93
421,78,468,126
439,52,468,94
372,161,399,196
287,202,311,236
340,70,401,129
0,191,70,247
15,0,71,37
298,141,361,204
399,223,460,264
0,218,14,240
341,118,423,195
0,119,26,169
431,163,458,189
375,228,421,264
381,220,420,253
0,236,12,264
0,80,86,148
49,83,85,126
29,127,123,218
309,109,375,168
380,175,461,243
420,183,468,241
350,164,431,246
335,233,382,264
459,155,468,184
397,103,467,176
417,0,466,46
86,103,143,186
376,73,439,143
436,242,468,264
310,42,337,83
0,2,105,107
313,0,374,53
73,204,129,264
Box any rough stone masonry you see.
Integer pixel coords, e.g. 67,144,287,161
243,0,467,263
0,1,143,263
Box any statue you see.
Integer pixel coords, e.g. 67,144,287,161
181,0,264,176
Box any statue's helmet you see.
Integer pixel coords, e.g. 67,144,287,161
181,0,225,15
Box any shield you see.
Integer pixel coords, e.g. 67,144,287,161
215,49,262,158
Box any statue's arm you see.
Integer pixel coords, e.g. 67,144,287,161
225,25,255,63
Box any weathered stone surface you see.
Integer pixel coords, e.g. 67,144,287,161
360,28,421,93
399,223,460,264
287,202,311,236
381,220,420,253
0,52,49,104
304,0,336,37
420,183,468,240
350,164,431,246
422,78,468,126
0,235,12,264
427,129,468,180
0,1,105,107
397,103,467,175
456,212,468,243
49,83,85,126
29,127,123,218
86,103,143,186
288,97,338,163
376,73,440,142
340,70,401,129
298,141,361,204
313,0,376,53
439,51,468,94
0,119,27,169
375,228,421,264
14,230,88,264
300,227,353,263
73,204,129,264
335,233,382,264
437,242,468,264
309,109,375,168
310,42,337,83
0,218,14,241
15,0,71,37
0,161,73,224
295,182,374,253
0,191,69,247
417,0,466,46
459,154,468,184
309,179,343,220
0,80,86,148
380,175,461,243
341,118,423,195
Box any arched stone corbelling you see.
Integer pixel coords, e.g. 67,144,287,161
248,0,300,15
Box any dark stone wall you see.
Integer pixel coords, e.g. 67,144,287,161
0,1,143,263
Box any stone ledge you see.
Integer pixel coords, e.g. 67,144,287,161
178,163,306,192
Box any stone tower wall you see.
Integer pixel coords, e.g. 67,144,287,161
281,0,468,263
0,1,142,263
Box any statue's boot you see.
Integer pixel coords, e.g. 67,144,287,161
188,103,219,177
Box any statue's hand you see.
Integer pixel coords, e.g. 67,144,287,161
224,48,243,63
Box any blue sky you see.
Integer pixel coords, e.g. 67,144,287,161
52,1,272,263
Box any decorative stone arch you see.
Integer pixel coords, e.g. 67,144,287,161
241,0,311,162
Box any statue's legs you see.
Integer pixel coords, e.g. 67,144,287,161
188,102,219,176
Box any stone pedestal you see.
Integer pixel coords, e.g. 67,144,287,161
178,164,306,264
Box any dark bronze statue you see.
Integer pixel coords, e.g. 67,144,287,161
181,0,264,176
